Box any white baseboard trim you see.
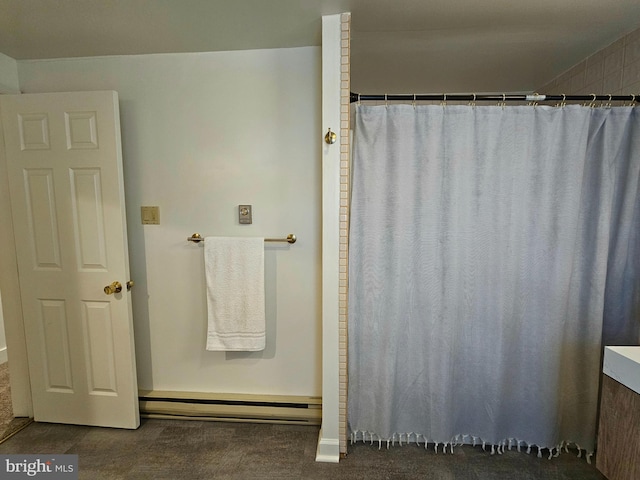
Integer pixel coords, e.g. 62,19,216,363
0,347,7,364
315,429,340,463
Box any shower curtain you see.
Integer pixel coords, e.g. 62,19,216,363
348,104,640,457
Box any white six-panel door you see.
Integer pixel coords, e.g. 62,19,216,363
1,91,139,428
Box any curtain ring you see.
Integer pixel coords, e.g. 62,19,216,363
469,93,476,108
357,93,361,106
385,94,388,108
441,93,447,109
413,94,416,109
590,93,597,108
630,94,636,107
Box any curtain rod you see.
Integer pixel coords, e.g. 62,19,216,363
350,92,638,104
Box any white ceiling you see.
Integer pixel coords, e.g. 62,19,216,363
1,0,640,94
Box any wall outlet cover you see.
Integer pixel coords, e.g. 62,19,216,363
141,206,160,224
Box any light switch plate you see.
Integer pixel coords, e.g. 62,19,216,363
141,206,160,225
239,205,252,224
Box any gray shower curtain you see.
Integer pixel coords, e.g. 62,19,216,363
348,104,640,457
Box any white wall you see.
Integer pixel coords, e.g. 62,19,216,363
17,47,322,396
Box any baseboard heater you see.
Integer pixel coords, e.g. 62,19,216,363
139,390,322,426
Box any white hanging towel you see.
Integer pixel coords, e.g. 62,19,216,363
205,237,265,351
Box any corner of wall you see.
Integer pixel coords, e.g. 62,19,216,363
317,12,346,464
0,52,20,94
537,27,640,95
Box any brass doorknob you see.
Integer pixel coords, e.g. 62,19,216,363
126,280,134,291
104,281,123,295
324,128,337,145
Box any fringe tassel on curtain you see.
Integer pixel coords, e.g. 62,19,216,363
349,431,594,464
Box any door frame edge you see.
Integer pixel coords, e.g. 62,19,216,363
0,97,34,417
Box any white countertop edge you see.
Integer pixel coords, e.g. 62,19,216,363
603,346,640,395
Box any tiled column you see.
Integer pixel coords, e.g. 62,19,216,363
338,12,350,456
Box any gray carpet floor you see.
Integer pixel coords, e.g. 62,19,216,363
0,362,12,426
0,362,32,443
0,418,606,479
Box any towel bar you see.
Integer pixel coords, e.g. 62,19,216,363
187,233,296,244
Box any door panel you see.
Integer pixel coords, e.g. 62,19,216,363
18,113,50,150
39,298,73,391
24,168,62,269
1,91,139,429
70,168,108,270
81,300,117,395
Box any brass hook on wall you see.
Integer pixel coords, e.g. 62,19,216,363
324,128,337,145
